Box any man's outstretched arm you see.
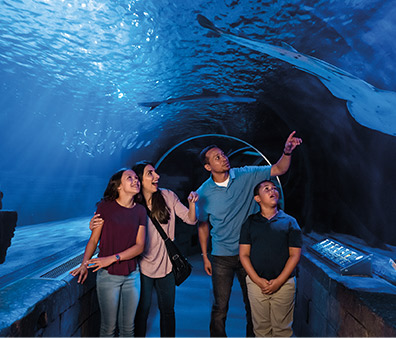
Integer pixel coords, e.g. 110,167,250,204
270,131,302,177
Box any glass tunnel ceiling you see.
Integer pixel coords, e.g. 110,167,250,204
1,0,396,158
2,0,396,247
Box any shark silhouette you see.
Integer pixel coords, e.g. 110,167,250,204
197,14,396,137
138,88,256,111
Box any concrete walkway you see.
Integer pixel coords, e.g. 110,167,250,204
1,217,247,337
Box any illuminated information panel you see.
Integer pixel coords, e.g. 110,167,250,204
309,238,372,276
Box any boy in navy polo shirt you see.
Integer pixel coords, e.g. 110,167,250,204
239,180,302,337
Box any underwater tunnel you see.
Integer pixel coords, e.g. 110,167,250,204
1,0,396,336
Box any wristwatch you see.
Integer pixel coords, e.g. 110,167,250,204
115,254,121,263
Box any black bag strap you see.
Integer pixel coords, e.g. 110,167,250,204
150,215,169,241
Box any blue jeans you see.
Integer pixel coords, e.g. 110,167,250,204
134,272,175,337
96,268,140,337
210,255,254,337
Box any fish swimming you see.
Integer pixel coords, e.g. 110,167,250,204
197,15,396,137
138,88,256,110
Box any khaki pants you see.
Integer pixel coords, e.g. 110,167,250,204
246,275,296,337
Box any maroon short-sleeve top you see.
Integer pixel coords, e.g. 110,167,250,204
96,200,147,275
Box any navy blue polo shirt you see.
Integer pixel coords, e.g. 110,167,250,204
239,210,302,280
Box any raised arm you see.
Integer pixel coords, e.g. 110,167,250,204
187,191,199,223
270,131,302,177
198,221,212,275
170,189,198,226
86,225,146,272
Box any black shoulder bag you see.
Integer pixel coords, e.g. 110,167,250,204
150,216,192,286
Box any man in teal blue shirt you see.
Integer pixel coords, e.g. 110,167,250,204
196,131,302,337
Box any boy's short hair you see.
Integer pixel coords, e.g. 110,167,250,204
199,144,219,166
253,179,277,196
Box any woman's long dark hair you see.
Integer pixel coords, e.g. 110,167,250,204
132,161,170,224
97,169,127,205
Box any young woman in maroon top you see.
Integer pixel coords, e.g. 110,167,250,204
71,169,146,337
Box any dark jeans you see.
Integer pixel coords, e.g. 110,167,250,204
210,255,254,337
134,272,175,337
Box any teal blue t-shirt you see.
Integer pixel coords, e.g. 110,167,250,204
197,166,276,256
